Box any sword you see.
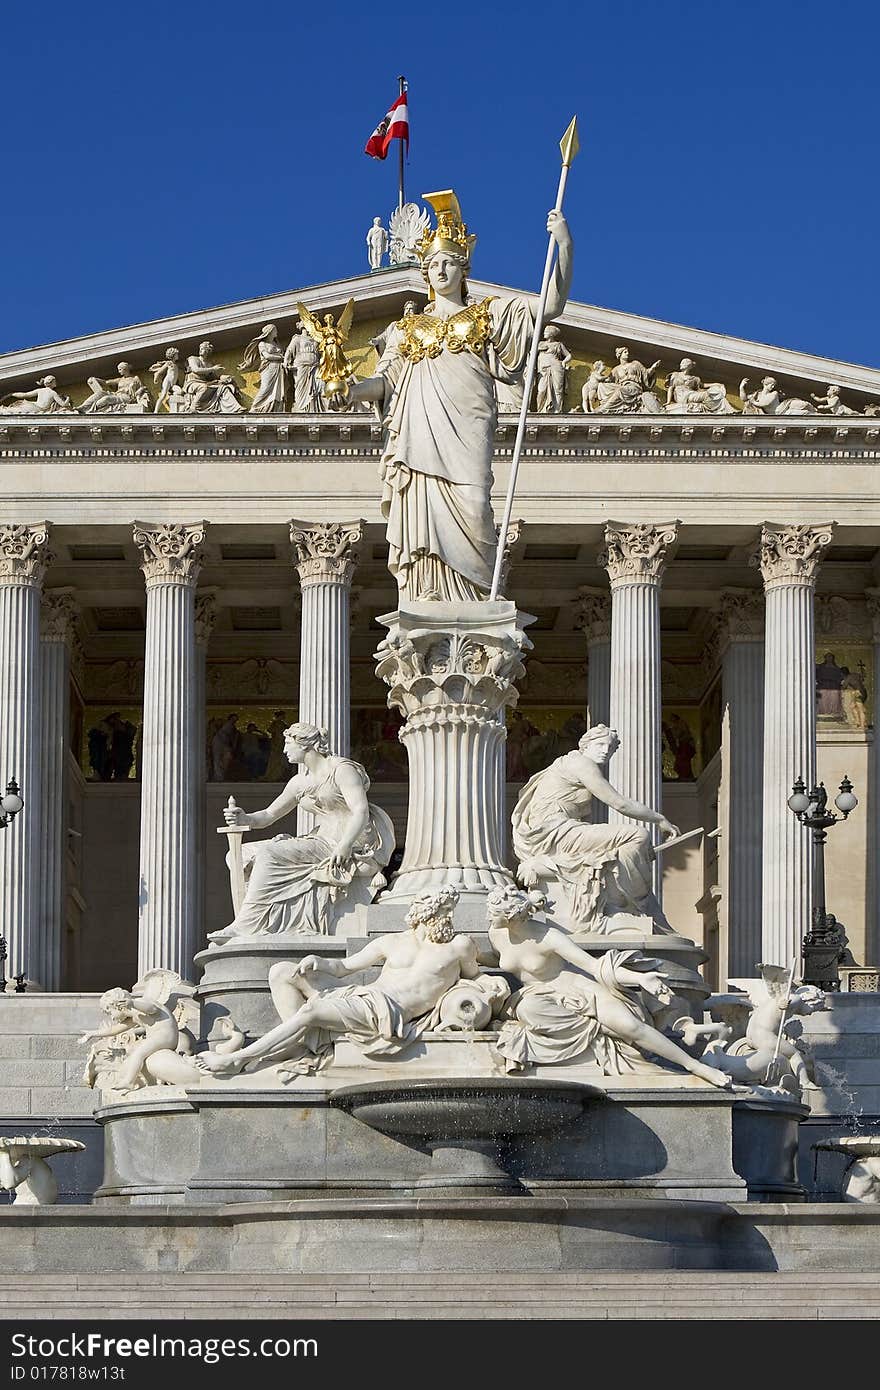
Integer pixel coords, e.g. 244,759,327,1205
217,795,247,916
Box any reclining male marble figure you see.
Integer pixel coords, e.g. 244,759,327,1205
485,885,734,1088
209,720,394,940
512,723,679,935
199,887,504,1077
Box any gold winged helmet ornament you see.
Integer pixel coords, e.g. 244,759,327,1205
297,299,355,398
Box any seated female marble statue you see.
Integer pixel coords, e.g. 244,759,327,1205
511,723,678,936
209,722,394,941
486,885,732,1088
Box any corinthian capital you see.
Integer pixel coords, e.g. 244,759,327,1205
573,587,611,643
133,522,206,587
0,523,51,587
194,588,218,646
600,521,679,585
753,523,834,589
41,588,79,644
289,519,364,587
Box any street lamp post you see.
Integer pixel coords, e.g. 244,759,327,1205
787,774,858,989
0,777,23,830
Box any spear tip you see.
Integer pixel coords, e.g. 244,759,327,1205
559,116,580,167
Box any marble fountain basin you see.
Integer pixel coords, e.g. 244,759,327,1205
329,1077,599,1197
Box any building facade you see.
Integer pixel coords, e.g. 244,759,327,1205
1,266,878,992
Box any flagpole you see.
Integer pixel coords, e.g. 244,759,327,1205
489,117,579,601
397,75,406,210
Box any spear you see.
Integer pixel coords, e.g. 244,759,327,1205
489,115,580,601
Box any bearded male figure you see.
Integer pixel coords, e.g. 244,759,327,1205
199,886,483,1076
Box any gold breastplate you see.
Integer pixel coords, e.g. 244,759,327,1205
398,298,495,364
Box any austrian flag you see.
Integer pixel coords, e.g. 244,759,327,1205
364,91,409,160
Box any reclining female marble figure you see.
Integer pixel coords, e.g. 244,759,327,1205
199,886,500,1077
486,885,733,1088
209,722,394,940
511,723,678,936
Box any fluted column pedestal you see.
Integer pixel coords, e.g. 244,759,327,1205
290,521,363,834
716,591,765,980
575,588,612,824
376,601,532,899
38,588,79,990
134,522,206,979
601,523,678,896
0,524,50,983
756,524,833,968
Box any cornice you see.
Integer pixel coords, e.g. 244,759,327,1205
1,412,880,457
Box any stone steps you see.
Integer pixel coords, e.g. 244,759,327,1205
3,1272,880,1319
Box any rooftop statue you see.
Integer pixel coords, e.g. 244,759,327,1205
740,375,816,415
388,201,430,266
0,375,71,414
327,190,574,601
284,322,323,412
149,348,180,413
665,358,734,415
239,323,287,413
366,216,389,271
199,886,503,1077
535,325,572,413
209,721,394,941
512,723,678,935
486,886,733,1087
182,341,244,414
594,346,662,414
79,362,150,413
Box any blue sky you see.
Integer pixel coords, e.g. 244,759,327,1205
3,0,879,366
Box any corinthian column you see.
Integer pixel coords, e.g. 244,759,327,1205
38,588,79,991
755,523,834,968
0,524,50,982
376,602,532,898
716,590,765,980
193,588,217,948
133,522,206,978
601,522,679,893
865,589,880,965
290,520,363,832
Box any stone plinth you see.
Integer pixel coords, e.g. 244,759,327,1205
375,601,533,899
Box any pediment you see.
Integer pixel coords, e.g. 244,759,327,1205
1,266,879,418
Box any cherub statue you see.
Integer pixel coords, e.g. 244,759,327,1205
80,970,207,1094
579,360,611,413
199,886,502,1078
0,375,71,414
811,383,859,416
150,347,180,413
296,300,355,398
696,965,827,1092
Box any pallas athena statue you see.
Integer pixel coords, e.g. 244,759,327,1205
332,190,574,602
210,722,394,940
512,724,679,936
